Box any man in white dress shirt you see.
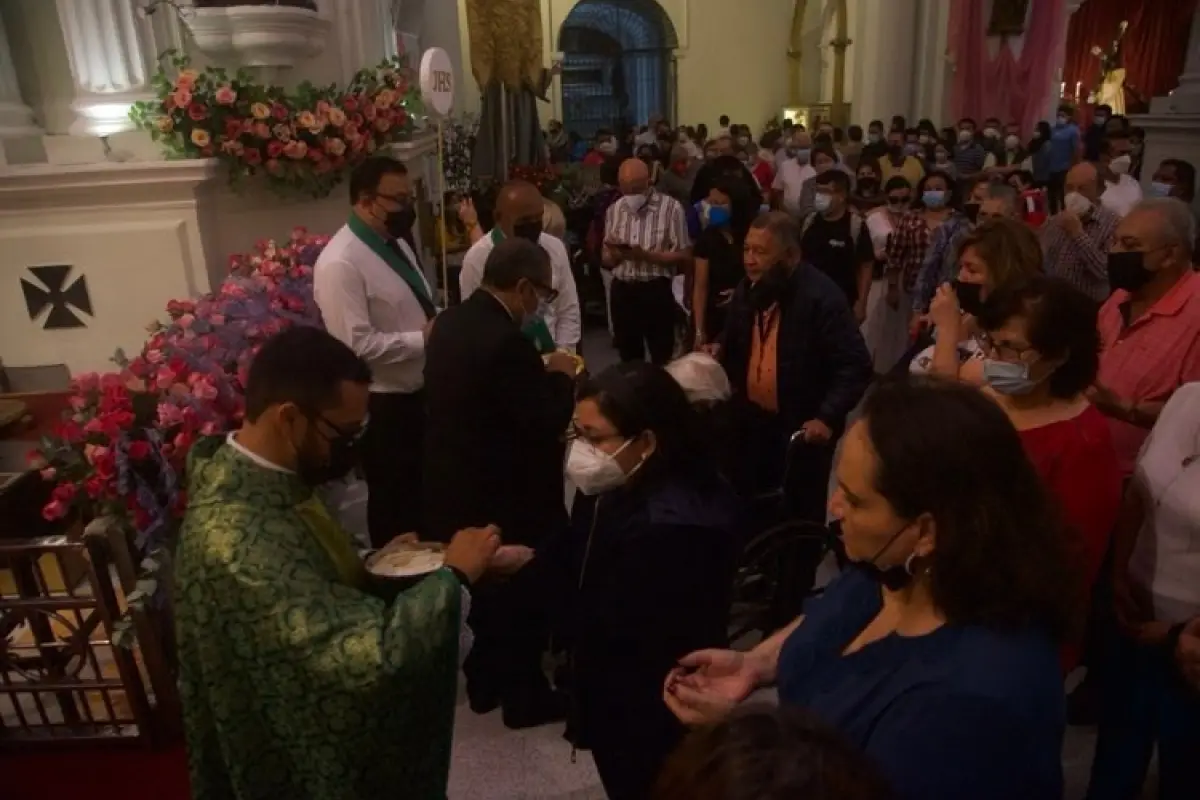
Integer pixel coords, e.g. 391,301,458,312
314,157,435,548
1098,132,1143,218
459,181,581,353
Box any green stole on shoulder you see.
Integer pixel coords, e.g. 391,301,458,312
490,228,557,354
347,213,435,317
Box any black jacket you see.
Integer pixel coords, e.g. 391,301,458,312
541,474,742,764
720,264,872,432
422,291,575,545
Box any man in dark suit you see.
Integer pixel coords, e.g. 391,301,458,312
423,237,577,728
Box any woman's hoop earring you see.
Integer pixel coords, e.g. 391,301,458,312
904,552,918,576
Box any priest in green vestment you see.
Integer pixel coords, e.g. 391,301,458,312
173,326,502,800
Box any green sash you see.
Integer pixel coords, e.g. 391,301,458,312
490,228,557,354
347,213,435,317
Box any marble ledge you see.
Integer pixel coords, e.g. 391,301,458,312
0,159,221,212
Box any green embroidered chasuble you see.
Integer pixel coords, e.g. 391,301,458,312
173,437,461,800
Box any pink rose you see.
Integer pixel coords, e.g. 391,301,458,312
42,499,69,522
188,102,208,121
374,116,391,133
325,137,346,157
214,85,237,105
145,348,165,364
201,420,221,436
40,466,57,481
266,139,285,159
283,139,308,160
191,378,218,401
73,372,101,393
69,395,88,411
158,403,185,427
177,313,195,329
271,103,289,121
254,121,271,139
171,88,192,108
52,482,77,503
84,444,110,466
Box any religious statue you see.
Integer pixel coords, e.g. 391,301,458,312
1090,20,1129,114
988,0,1029,37
464,0,559,179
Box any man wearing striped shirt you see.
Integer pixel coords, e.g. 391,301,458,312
602,158,692,364
1041,161,1120,303
952,118,988,181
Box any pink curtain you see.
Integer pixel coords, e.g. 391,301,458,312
948,0,1067,134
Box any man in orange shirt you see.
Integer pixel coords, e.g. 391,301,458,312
713,212,871,526
1091,198,1200,476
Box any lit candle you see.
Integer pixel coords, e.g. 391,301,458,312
1060,81,1065,97
1075,81,1082,101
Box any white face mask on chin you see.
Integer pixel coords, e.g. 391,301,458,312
566,439,642,496
1110,155,1132,175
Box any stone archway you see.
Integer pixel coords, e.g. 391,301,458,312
557,0,679,137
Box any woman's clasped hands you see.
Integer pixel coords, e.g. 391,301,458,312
662,648,766,725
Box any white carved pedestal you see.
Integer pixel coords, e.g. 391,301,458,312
0,132,440,375
1132,10,1200,216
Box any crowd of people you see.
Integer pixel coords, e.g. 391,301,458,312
170,98,1200,800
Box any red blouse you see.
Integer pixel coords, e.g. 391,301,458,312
1018,404,1123,672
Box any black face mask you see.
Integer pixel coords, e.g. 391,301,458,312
296,426,362,487
749,264,790,312
953,279,985,317
385,206,416,239
1107,250,1156,292
840,520,917,591
512,219,544,244
962,202,981,224
857,178,878,195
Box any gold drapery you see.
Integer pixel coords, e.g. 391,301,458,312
465,0,544,90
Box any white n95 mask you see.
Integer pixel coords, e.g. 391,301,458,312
567,439,633,496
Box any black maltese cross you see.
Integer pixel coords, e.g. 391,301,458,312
21,265,93,330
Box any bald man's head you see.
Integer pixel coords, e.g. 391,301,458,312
495,180,545,241
618,158,651,196
1065,161,1102,204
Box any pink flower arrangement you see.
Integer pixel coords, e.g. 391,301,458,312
31,228,329,553
131,51,423,198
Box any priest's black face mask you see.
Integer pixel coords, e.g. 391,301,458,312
282,404,368,486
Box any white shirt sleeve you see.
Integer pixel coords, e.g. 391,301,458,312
549,241,582,350
459,243,485,300
316,259,425,366
772,165,786,192
667,199,692,250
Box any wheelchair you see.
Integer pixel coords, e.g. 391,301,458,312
728,431,840,644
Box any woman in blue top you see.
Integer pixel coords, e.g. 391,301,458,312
664,376,1076,800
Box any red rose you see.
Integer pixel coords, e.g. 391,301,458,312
52,482,77,503
343,96,358,112
127,440,153,460
225,119,243,139
272,103,289,120
243,147,262,165
84,475,106,499
188,102,208,121
266,139,285,158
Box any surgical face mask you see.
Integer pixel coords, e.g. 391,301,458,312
1064,191,1092,217
904,143,921,156
982,358,1043,396
984,127,1000,139
678,133,689,144
512,219,543,243
1005,135,1020,150
958,129,974,143
1110,155,1132,175
868,132,882,143
1094,114,1108,126
922,190,946,209
919,134,932,145
845,520,919,591
813,193,833,213
1107,250,1156,292
294,418,363,487
952,279,985,317
520,283,552,327
935,151,949,163
623,192,649,213
1056,115,1069,127
737,136,750,146
597,140,617,155
1149,181,1174,198
566,438,637,495
706,203,732,227
794,148,811,164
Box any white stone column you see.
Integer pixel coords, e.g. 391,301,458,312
911,0,951,124
1165,10,1200,113
335,0,392,83
55,0,157,137
851,0,919,125
0,12,38,138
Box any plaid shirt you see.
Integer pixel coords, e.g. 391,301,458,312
604,189,691,281
911,213,972,313
1040,207,1120,303
1098,271,1200,475
884,211,931,294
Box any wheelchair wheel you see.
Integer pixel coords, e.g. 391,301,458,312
729,520,831,644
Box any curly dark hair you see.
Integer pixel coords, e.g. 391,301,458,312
653,705,892,800
977,275,1101,399
861,377,1078,640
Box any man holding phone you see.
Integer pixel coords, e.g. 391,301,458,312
602,158,692,364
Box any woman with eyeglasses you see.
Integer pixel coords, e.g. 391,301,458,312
663,377,1075,800
860,176,915,373
976,276,1123,671
506,362,743,800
